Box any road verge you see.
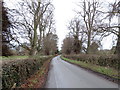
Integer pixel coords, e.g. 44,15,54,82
20,58,52,88
61,56,119,84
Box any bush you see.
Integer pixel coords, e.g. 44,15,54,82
2,56,53,88
63,54,119,69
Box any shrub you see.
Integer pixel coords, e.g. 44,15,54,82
2,56,53,88
63,54,119,69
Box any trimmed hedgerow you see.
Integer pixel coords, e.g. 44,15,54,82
63,54,119,70
2,56,53,89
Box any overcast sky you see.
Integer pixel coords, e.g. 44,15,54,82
51,0,118,50
4,0,118,50
52,0,79,50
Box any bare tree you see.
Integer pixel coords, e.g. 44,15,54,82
42,33,58,55
98,1,120,54
7,0,55,55
67,18,85,54
37,3,55,52
77,0,105,54
107,1,120,54
62,36,74,54
2,2,13,56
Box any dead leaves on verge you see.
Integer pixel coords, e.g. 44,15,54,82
20,59,51,88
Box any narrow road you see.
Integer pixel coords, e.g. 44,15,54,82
45,56,118,88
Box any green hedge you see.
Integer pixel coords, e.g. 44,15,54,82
63,54,119,70
2,56,53,88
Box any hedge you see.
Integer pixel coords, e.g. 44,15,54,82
2,56,53,89
63,54,119,70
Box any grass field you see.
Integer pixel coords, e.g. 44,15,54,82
61,56,119,79
0,55,53,61
0,56,29,60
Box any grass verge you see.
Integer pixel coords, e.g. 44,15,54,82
61,56,119,80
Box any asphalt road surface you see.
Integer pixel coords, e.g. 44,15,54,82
45,56,118,88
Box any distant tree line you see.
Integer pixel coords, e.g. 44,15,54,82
62,0,120,55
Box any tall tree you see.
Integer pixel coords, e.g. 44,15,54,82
8,0,55,55
37,3,55,52
2,2,12,56
77,0,104,54
62,36,74,54
100,1,120,54
109,1,120,54
42,33,58,55
68,18,84,54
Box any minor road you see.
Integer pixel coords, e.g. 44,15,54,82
45,56,118,88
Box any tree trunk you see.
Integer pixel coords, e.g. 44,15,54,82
30,48,36,55
115,27,120,54
30,2,41,55
86,31,91,54
37,24,42,52
30,21,38,55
